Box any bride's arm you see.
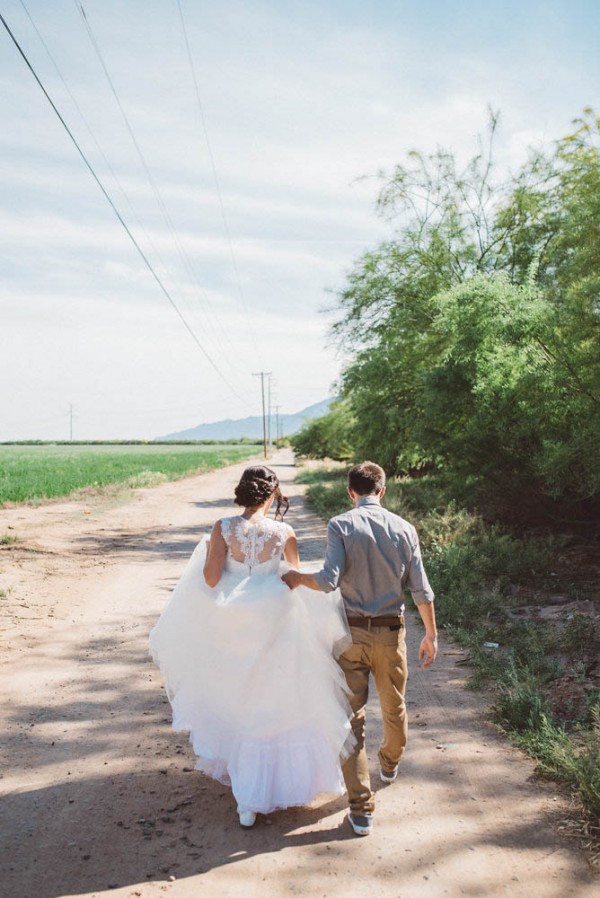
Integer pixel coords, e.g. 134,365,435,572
283,531,300,567
203,521,227,587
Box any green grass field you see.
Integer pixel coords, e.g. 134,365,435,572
0,443,259,505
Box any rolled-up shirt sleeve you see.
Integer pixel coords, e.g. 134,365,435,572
406,533,435,605
312,520,346,592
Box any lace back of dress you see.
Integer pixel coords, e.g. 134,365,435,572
221,516,288,569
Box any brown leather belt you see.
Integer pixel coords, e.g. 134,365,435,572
346,614,405,631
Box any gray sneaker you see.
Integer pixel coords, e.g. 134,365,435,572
347,812,373,836
379,766,398,784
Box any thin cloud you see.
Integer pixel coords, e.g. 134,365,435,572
1,0,598,438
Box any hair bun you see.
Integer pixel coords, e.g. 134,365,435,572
234,477,273,507
233,465,289,518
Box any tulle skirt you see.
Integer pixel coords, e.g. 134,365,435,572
149,540,353,814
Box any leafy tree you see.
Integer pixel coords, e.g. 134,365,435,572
319,110,600,522
417,274,599,515
291,399,355,461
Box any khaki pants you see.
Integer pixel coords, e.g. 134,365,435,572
337,625,408,814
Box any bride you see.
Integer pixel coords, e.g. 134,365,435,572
149,465,353,827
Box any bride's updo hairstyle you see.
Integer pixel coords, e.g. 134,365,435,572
234,465,289,519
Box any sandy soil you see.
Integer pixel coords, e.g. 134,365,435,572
0,449,596,898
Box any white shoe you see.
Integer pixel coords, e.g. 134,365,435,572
238,810,257,827
380,765,398,784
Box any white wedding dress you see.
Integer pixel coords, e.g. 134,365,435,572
149,515,353,814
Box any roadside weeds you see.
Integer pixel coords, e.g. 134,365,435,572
296,462,600,870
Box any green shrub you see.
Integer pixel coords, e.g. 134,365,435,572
291,400,355,461
516,712,600,822
494,664,550,731
560,614,597,656
304,482,350,520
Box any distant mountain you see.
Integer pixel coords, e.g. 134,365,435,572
156,398,332,442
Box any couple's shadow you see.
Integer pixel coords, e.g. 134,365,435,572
7,766,358,898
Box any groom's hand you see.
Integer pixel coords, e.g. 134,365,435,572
282,570,301,590
418,634,438,668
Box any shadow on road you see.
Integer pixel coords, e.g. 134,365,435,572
1,619,355,898
1,452,593,897
3,604,591,898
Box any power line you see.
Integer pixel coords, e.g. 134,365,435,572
21,1,240,379
17,3,154,251
72,0,238,368
18,0,219,352
175,0,262,362
0,9,244,399
18,0,217,354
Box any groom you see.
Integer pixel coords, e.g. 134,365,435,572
282,461,437,836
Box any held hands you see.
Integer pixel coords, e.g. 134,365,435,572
281,569,302,590
418,633,438,668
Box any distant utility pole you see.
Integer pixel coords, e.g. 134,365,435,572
267,375,272,450
252,372,271,459
69,404,73,441
274,405,280,448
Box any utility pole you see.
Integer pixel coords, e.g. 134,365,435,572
69,404,73,441
274,404,280,448
252,372,271,458
267,375,272,450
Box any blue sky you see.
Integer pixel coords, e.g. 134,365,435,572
1,0,598,439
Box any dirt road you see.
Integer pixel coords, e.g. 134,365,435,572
0,450,595,898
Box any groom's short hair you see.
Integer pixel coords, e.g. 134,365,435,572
348,462,386,496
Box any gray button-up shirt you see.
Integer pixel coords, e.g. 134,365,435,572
313,496,434,616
